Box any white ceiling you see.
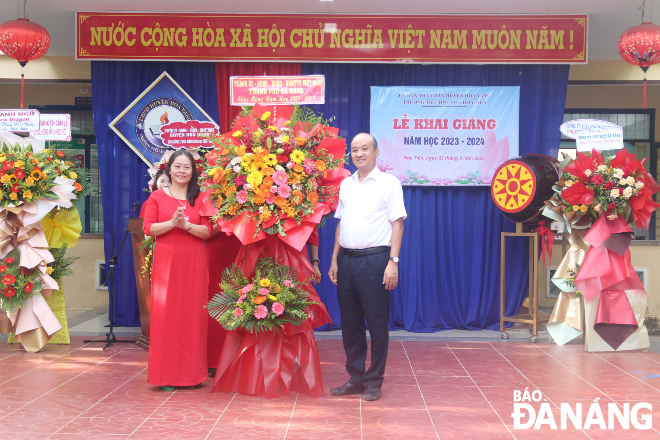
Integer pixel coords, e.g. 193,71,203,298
0,0,654,59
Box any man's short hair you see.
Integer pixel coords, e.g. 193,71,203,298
354,133,378,150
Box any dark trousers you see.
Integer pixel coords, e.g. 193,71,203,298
337,251,391,388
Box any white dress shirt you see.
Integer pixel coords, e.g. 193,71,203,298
335,167,407,249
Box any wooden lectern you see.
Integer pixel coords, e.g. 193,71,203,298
128,217,151,350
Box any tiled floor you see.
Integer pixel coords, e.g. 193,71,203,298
1,337,660,439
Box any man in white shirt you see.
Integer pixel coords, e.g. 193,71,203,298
328,133,407,402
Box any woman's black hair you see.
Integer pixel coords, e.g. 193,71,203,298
166,150,200,206
151,169,169,191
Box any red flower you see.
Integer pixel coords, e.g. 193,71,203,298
622,166,632,177
604,181,614,190
21,267,30,275
2,160,14,170
3,287,15,297
276,154,289,163
591,175,604,186
24,282,33,293
4,257,15,264
607,203,616,211
563,151,593,180
0,169,6,176
14,169,26,180
562,181,594,205
56,150,65,157
0,265,6,273
195,159,203,164
2,274,16,285
159,163,166,170
10,183,20,193
630,172,660,230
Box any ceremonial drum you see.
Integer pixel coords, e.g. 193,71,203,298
490,153,559,223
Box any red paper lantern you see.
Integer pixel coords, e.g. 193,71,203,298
0,18,50,108
618,22,660,109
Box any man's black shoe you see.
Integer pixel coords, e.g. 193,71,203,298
330,382,365,396
363,387,381,401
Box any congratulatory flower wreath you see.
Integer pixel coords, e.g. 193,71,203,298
201,105,346,238
207,256,317,334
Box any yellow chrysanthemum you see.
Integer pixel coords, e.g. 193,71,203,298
565,180,573,187
0,155,5,163
14,160,24,168
281,135,290,143
246,171,264,187
267,294,277,301
25,177,34,186
250,161,265,173
236,145,247,156
241,155,253,169
69,171,77,179
267,125,279,133
232,131,243,138
23,190,33,199
580,205,588,213
261,111,271,121
259,278,271,287
290,149,305,164
265,154,277,166
9,193,17,200
46,267,54,275
0,175,9,184
572,205,579,212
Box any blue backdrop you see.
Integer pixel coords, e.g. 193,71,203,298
301,64,569,331
92,61,568,331
92,61,219,327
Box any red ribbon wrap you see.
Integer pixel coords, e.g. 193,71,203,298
533,220,555,268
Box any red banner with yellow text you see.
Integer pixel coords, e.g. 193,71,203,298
76,12,587,64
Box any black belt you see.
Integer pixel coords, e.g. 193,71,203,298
341,246,390,257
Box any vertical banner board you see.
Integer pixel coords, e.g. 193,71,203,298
370,87,519,186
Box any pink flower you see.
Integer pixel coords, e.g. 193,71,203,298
236,190,248,204
277,184,292,198
283,280,292,287
234,174,246,186
233,165,241,173
234,308,243,318
243,183,251,190
259,287,269,295
266,195,275,205
286,162,294,169
242,284,254,294
272,302,285,316
272,170,288,185
303,158,315,174
237,294,247,304
311,179,318,190
254,304,268,320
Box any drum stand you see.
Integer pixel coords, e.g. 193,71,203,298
499,222,563,342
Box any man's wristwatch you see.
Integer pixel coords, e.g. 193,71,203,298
389,256,399,263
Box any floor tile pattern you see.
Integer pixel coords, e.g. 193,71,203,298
1,337,660,439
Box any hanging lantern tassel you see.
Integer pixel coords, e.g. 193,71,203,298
20,62,26,109
642,66,649,109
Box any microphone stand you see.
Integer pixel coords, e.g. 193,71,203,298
84,201,140,350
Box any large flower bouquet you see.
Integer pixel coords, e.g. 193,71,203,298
200,105,346,241
547,148,660,231
0,144,91,208
207,256,317,334
0,249,45,313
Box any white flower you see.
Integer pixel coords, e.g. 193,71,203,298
232,165,241,173
243,183,250,190
286,162,294,169
293,183,302,190
623,187,633,197
230,156,242,165
610,188,620,198
613,168,624,179
635,181,645,189
626,176,635,186
585,169,592,177
274,165,285,172
607,213,619,220
597,165,607,172
594,204,601,213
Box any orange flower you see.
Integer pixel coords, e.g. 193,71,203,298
217,194,224,205
259,209,272,222
263,167,275,176
291,190,303,206
295,137,306,146
56,150,65,157
227,205,240,216
293,164,304,173
263,176,274,187
274,196,286,206
212,169,225,184
253,296,267,304
307,192,319,205
254,194,266,205
73,182,82,191
225,185,236,196
273,284,281,293
315,160,326,171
